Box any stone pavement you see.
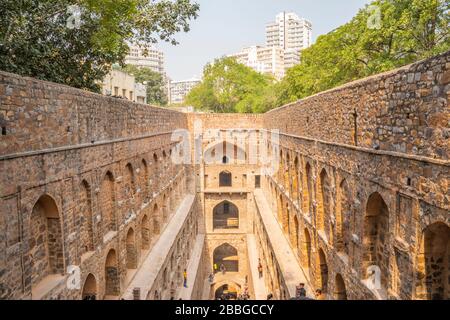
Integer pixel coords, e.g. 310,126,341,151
121,195,195,300
254,189,313,298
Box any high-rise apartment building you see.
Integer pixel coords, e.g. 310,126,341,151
125,45,166,75
229,46,285,80
169,77,202,105
266,12,312,70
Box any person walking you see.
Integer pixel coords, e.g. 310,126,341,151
257,259,263,278
183,269,188,288
213,263,218,273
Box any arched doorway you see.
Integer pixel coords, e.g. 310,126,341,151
293,215,300,254
30,194,64,290
416,222,450,300
303,162,312,215
126,228,137,269
104,249,119,297
82,273,97,300
318,249,329,294
140,159,149,203
363,192,389,290
213,243,239,273
303,228,312,271
334,274,347,300
153,204,160,234
215,284,238,300
337,179,351,255
213,201,239,229
141,215,150,250
317,169,330,234
79,180,94,255
100,171,116,234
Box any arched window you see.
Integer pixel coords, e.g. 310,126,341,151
213,243,239,273
219,171,232,187
213,201,239,229
363,192,390,290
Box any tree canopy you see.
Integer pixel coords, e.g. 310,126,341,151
187,0,449,113
123,65,168,106
276,0,450,105
186,57,276,113
0,0,199,92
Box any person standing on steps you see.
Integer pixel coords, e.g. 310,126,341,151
220,263,226,274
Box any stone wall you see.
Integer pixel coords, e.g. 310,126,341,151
260,52,450,300
0,71,193,300
0,70,187,156
264,52,450,160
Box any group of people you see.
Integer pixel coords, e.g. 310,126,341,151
295,283,325,300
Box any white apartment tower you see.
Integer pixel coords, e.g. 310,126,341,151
229,46,285,80
266,12,312,70
125,45,166,75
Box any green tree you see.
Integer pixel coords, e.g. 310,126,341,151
124,65,168,106
0,0,199,92
186,57,274,113
277,0,450,105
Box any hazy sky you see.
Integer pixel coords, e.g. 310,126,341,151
159,0,372,80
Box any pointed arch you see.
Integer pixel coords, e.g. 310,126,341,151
100,171,116,234
213,201,239,229
105,249,119,297
82,273,97,300
335,274,347,300
337,179,351,255
416,222,450,300
302,162,312,215
213,243,239,273
126,228,137,269
30,194,64,289
79,180,94,255
318,248,329,294
363,192,390,290
141,215,150,251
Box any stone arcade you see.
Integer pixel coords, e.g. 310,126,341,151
0,51,449,300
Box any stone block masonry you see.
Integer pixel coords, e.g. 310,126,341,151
0,51,449,300
0,71,192,300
